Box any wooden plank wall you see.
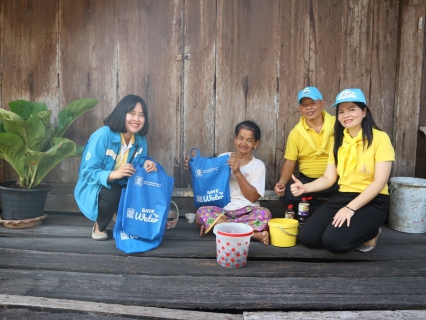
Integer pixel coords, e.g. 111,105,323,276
1,0,422,188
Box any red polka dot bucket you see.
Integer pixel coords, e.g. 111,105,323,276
213,222,254,268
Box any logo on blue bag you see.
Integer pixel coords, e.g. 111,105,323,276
120,231,130,240
126,208,135,219
199,189,224,203
135,176,143,186
196,168,203,177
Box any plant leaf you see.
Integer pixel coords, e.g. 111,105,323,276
8,100,48,120
0,110,45,151
26,137,76,188
0,132,27,184
55,98,98,138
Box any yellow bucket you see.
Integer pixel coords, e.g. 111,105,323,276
268,218,299,247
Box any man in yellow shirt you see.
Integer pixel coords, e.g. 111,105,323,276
274,87,338,214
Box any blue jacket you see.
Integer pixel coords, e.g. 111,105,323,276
74,126,148,221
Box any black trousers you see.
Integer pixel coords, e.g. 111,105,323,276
298,192,389,254
279,172,339,215
97,183,126,232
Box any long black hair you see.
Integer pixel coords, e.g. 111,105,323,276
333,102,381,164
104,94,149,136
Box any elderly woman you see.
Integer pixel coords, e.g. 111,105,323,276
185,120,272,245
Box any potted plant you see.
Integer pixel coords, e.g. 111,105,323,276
0,98,98,227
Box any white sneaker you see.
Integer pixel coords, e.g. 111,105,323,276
92,223,108,241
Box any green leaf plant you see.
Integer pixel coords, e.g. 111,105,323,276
0,98,98,189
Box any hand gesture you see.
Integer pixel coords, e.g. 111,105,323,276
228,152,241,174
144,160,157,173
332,207,355,227
274,181,286,197
290,174,306,197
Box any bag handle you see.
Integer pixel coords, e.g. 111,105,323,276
170,200,179,216
278,226,299,236
189,148,201,158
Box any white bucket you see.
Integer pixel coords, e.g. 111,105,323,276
213,222,253,268
389,177,426,234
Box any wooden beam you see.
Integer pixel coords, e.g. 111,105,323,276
393,0,426,176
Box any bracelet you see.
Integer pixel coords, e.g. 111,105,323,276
279,180,287,185
345,205,356,212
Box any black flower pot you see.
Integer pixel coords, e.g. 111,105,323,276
0,181,52,220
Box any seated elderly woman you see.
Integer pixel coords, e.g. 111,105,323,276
185,120,272,245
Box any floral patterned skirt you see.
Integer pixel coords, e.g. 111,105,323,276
196,205,272,234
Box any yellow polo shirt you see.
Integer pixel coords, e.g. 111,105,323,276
284,112,335,178
328,129,395,195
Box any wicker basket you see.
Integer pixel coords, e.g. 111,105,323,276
166,201,179,229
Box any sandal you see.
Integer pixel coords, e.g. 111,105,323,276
356,228,381,253
92,223,108,241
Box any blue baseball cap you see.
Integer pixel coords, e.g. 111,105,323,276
331,88,367,107
297,86,323,104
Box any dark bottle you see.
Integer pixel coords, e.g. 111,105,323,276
298,197,312,228
284,204,295,219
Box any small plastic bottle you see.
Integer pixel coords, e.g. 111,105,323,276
284,204,295,219
298,197,311,228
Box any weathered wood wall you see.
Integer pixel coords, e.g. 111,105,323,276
0,0,424,188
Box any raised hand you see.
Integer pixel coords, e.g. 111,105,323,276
290,174,306,197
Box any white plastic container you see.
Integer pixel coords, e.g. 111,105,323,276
213,222,253,268
389,177,426,234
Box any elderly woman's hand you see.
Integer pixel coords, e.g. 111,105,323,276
144,160,157,173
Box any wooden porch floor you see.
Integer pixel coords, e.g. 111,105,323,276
1,198,426,319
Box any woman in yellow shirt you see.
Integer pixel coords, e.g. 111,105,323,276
291,88,395,254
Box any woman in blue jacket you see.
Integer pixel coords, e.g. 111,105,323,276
75,94,156,240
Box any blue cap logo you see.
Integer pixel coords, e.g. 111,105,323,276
298,86,323,104
331,88,366,107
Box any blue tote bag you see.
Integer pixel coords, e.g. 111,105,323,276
189,148,231,208
121,159,174,240
114,189,163,254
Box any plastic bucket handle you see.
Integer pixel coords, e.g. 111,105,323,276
278,225,299,236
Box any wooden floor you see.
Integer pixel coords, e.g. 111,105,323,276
1,198,426,319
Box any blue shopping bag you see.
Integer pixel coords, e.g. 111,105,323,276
189,148,231,209
121,159,174,240
113,189,163,254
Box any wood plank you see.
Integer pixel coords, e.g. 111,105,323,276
1,0,59,182
56,0,119,185
276,0,310,181
369,0,399,136
181,0,217,188
245,310,426,320
0,294,239,320
143,0,183,179
0,269,425,310
215,0,280,188
1,249,426,278
339,0,373,91
393,0,426,176
310,0,343,108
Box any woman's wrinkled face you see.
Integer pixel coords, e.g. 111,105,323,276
337,102,366,134
125,102,145,134
234,128,259,155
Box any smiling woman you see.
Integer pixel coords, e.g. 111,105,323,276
291,88,395,254
74,94,157,241
184,120,272,246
